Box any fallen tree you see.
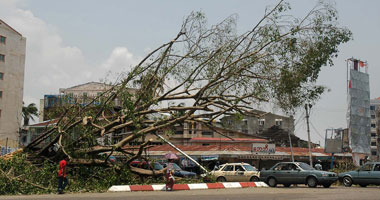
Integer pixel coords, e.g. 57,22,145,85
6,0,351,194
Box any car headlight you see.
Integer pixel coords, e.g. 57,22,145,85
322,173,328,177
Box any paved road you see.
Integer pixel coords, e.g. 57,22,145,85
1,186,380,200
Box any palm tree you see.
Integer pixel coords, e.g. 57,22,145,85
22,102,39,126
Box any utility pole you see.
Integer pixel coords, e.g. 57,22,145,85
288,130,294,162
288,115,294,162
305,104,313,167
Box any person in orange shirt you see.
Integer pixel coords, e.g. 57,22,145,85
57,157,69,194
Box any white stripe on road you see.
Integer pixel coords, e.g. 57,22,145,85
108,185,131,192
254,182,269,187
188,183,208,190
152,184,166,191
222,182,242,188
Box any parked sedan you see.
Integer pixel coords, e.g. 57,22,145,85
260,162,338,188
210,163,260,182
339,162,380,187
130,160,164,171
162,163,197,178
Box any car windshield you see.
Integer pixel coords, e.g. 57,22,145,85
243,165,257,171
298,162,314,170
153,162,163,170
171,163,182,170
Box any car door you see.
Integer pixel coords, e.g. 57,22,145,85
272,163,288,183
372,164,380,185
234,164,247,182
357,163,374,184
286,163,304,184
221,164,235,181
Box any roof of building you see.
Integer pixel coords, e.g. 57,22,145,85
0,19,22,36
28,119,59,127
222,109,293,121
121,144,351,157
189,137,268,143
62,81,111,91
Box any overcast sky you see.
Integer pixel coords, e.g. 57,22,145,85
1,0,380,146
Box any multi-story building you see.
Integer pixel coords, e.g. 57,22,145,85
370,98,380,161
0,19,26,148
220,110,294,136
39,82,137,121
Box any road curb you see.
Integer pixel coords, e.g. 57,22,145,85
108,181,268,192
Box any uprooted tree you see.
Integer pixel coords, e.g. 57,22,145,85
6,0,351,192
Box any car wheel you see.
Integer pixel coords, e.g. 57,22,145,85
216,177,226,182
250,176,260,182
323,183,331,188
359,184,367,187
343,176,352,187
283,184,291,187
267,177,277,187
307,177,317,188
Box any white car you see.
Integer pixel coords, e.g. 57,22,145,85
210,163,260,182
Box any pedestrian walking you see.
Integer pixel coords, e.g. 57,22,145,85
315,160,322,170
57,157,69,194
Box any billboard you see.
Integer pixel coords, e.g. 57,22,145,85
251,143,275,154
347,60,371,154
325,128,343,153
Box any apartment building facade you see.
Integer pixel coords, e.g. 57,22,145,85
0,19,26,148
220,110,295,136
370,98,380,161
39,82,136,121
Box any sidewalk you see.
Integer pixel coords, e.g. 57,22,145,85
109,181,268,192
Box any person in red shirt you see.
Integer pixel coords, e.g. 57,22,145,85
57,158,69,194
165,159,175,191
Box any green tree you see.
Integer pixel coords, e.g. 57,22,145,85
22,102,38,126
25,0,351,174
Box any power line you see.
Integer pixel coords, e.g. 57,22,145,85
310,121,325,141
294,111,305,127
294,117,305,136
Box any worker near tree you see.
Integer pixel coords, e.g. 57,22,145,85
58,157,69,194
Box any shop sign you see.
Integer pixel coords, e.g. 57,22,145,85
201,155,219,161
251,143,275,154
238,155,285,160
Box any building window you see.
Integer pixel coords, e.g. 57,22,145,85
0,72,3,80
202,131,213,136
370,105,376,110
243,119,248,125
175,131,183,135
372,132,377,137
275,119,283,126
202,143,210,146
0,36,5,44
0,54,4,62
371,114,376,119
83,92,88,97
371,124,376,128
0,91,2,98
372,151,377,156
258,119,265,126
371,142,376,146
